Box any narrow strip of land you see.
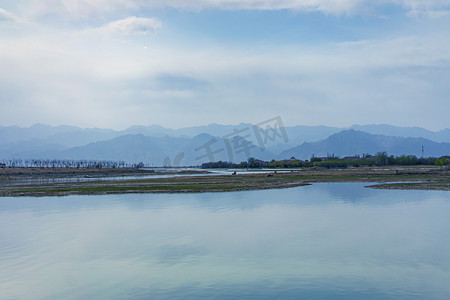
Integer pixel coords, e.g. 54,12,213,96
0,167,449,197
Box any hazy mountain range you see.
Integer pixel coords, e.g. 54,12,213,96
280,130,450,160
1,123,449,166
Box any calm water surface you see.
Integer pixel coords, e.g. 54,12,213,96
1,183,449,299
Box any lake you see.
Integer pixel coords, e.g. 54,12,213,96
1,183,449,299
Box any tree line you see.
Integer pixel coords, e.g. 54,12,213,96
202,153,450,169
0,159,145,169
309,153,438,168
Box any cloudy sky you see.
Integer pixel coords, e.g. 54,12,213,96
1,1,449,130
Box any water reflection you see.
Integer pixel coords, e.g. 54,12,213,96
0,183,449,299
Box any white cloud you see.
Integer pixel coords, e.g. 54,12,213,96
20,0,139,18
1,25,449,129
2,1,450,130
391,0,450,17
0,8,27,29
0,8,17,21
154,0,365,14
95,17,161,36
17,0,450,17
395,0,450,10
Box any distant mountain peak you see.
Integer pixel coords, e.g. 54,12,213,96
280,129,450,160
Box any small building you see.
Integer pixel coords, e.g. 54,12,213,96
343,156,360,161
253,159,269,167
253,159,267,164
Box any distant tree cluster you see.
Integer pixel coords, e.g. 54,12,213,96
267,159,303,168
311,153,438,168
0,159,144,169
435,156,450,167
202,152,447,169
202,157,269,169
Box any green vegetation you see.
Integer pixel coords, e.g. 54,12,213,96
436,157,450,167
311,153,438,168
202,153,445,169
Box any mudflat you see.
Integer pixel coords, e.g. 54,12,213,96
0,166,449,197
0,167,205,178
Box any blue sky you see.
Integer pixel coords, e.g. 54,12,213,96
1,0,450,130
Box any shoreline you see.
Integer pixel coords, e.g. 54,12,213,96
366,182,450,191
1,166,449,196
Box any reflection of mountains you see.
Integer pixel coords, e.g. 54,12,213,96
306,182,381,204
306,182,428,205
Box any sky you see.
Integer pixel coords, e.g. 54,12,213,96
1,0,450,131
